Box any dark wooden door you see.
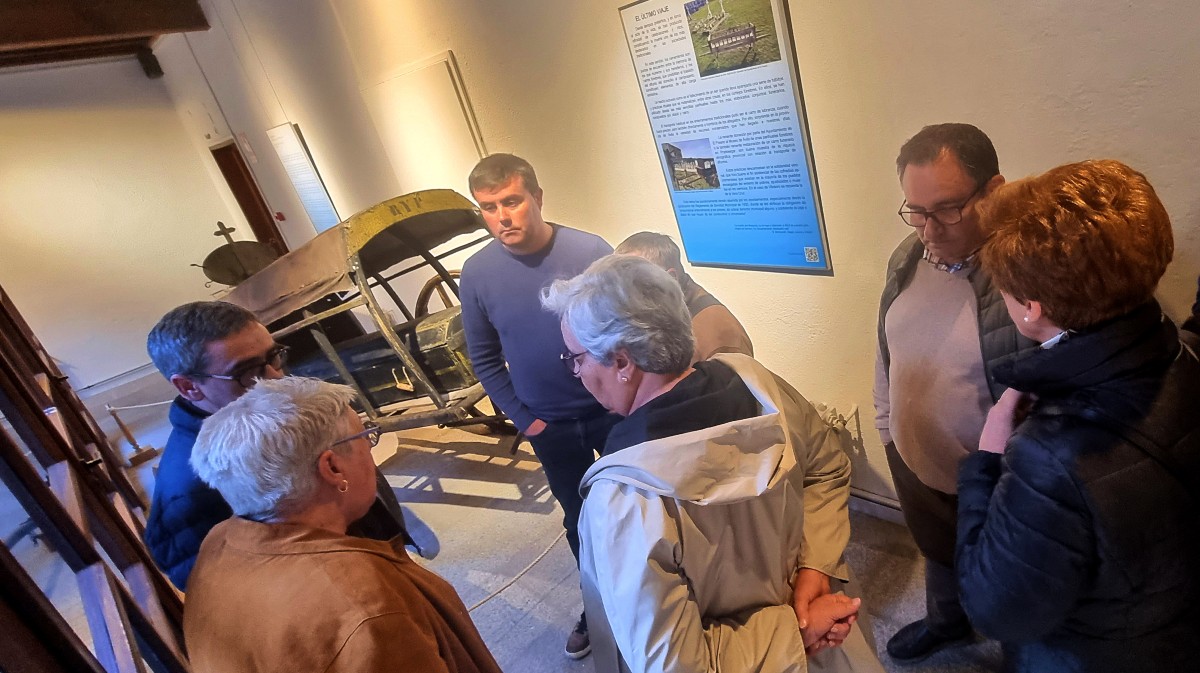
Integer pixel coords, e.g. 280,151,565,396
211,141,289,256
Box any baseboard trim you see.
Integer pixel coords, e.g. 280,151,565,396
77,363,160,399
849,488,904,524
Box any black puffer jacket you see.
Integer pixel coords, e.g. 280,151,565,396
956,301,1200,673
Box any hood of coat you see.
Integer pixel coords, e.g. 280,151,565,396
580,354,823,505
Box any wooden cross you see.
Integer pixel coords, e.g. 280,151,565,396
213,221,237,244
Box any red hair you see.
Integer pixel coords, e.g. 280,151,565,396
979,160,1173,330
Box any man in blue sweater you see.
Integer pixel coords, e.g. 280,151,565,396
144,301,415,590
460,154,616,659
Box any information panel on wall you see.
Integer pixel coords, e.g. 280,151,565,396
619,0,831,273
267,123,341,232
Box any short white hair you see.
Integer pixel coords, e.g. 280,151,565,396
190,377,359,519
541,255,693,375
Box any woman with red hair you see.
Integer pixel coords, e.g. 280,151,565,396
955,159,1200,672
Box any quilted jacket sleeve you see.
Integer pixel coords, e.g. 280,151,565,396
956,436,1094,641
145,483,232,590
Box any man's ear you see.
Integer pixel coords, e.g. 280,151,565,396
531,187,544,209
170,374,206,403
984,173,1006,195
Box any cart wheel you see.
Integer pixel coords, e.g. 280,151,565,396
415,270,461,318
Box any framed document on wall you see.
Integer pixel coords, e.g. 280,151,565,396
619,0,832,274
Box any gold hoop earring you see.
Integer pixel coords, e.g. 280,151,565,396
338,480,349,493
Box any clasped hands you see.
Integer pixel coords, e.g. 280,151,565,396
792,568,860,656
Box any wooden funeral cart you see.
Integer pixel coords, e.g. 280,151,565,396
224,189,507,434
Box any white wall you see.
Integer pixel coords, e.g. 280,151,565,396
323,0,1200,499
0,0,407,391
0,59,246,388
178,0,402,225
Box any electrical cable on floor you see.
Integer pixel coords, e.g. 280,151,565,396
468,529,566,613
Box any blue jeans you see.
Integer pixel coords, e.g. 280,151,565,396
526,413,621,564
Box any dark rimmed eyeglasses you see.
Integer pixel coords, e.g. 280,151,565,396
332,421,382,448
189,344,289,389
897,182,986,228
560,347,587,376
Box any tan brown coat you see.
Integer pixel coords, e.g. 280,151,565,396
185,518,501,673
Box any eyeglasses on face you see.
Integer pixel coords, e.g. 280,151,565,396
191,344,290,389
897,182,986,228
560,347,587,376
332,421,382,448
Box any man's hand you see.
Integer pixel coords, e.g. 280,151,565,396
524,418,547,437
792,568,831,629
980,389,1035,454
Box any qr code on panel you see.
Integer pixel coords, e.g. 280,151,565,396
804,247,819,263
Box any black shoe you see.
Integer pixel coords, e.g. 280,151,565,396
564,613,590,659
886,619,972,663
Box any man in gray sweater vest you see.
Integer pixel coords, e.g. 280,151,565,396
873,124,1029,663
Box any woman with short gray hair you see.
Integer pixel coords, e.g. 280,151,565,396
542,256,875,673
183,377,500,673
548,253,694,386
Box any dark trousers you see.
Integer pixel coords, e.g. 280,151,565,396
885,441,970,635
526,413,621,564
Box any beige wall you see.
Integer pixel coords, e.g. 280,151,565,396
184,0,401,222
0,0,402,390
326,0,1200,499
0,59,245,388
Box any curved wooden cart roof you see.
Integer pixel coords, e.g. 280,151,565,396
225,189,483,325
224,189,500,433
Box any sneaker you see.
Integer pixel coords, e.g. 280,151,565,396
564,613,591,659
886,618,972,663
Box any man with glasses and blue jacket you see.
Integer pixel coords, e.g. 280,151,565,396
873,123,1031,663
144,301,418,590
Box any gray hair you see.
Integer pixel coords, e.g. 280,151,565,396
615,231,685,278
541,255,693,375
147,301,259,379
469,153,540,195
190,377,358,519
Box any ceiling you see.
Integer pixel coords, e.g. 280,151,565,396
0,0,208,75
